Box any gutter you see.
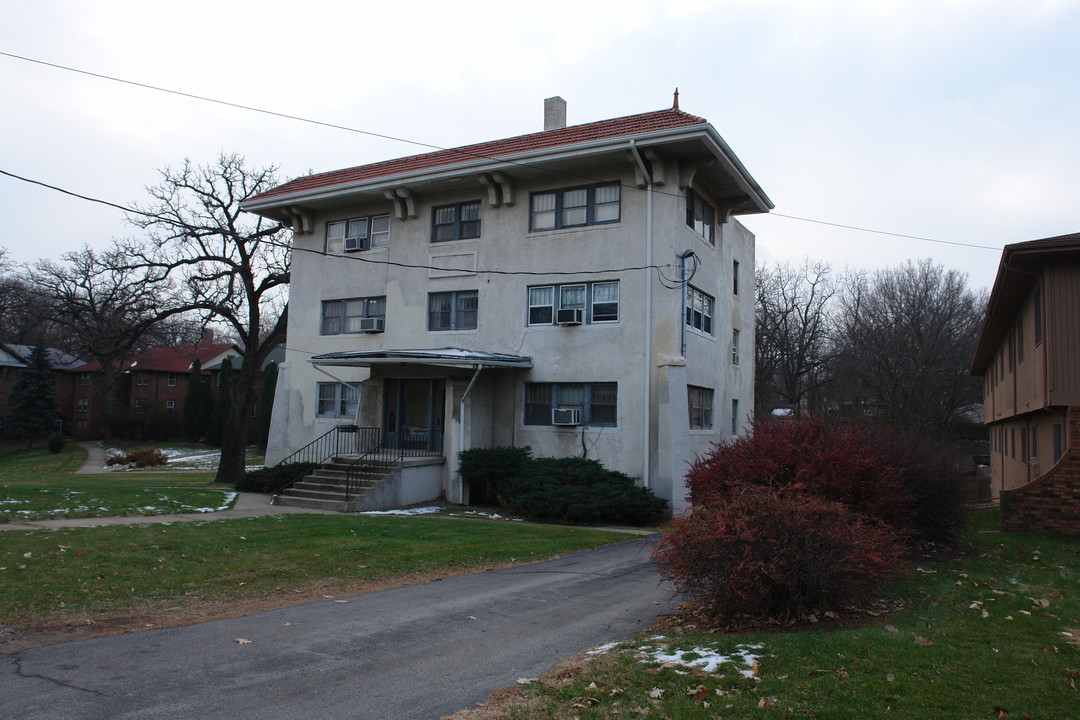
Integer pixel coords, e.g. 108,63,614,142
629,140,653,490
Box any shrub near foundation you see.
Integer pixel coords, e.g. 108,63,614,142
510,457,666,525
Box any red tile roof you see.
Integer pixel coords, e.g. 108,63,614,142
252,107,707,201
76,344,238,374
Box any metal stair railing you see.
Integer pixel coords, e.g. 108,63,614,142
344,429,444,500
273,425,380,496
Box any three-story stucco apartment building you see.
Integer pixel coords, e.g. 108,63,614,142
244,97,772,512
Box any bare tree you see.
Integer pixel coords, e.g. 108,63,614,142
832,259,986,434
26,245,180,437
123,153,290,483
755,260,840,416
0,249,62,346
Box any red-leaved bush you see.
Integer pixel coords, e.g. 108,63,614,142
686,417,918,538
653,487,904,622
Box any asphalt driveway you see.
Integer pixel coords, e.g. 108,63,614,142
1,537,678,719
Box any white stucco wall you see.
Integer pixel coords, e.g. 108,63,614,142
267,155,757,510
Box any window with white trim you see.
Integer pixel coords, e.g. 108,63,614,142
79,373,90,386
167,373,177,387
688,386,713,429
317,382,359,419
325,214,390,253
76,397,89,413
165,400,176,413
527,281,619,325
321,297,387,335
686,287,714,335
732,329,740,365
432,201,481,242
428,290,478,331
530,183,620,231
686,188,715,244
136,372,150,387
524,382,617,427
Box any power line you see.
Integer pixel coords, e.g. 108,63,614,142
0,168,691,282
1,50,1003,254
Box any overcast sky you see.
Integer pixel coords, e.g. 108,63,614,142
2,0,1077,291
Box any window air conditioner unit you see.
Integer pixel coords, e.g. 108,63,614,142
551,407,582,425
358,317,385,333
555,308,584,325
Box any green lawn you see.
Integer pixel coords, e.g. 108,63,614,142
496,508,1079,720
0,515,628,622
0,445,229,521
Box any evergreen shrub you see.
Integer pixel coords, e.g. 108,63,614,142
47,433,65,454
458,446,532,505
235,462,317,493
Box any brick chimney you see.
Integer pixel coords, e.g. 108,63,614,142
544,96,566,131
198,329,215,347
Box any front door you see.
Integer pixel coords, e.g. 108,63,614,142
383,379,445,452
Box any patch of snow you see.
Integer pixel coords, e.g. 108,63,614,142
359,506,443,516
636,640,765,678
586,641,622,655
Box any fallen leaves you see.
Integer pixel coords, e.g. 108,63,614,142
233,637,252,645
913,636,935,646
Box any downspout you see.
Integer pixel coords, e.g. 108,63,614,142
678,250,696,356
629,140,654,490
458,364,484,502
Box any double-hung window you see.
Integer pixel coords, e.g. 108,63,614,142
325,214,390,253
530,183,620,231
167,373,177,387
686,286,715,335
136,372,151,387
317,382,359,419
524,382,617,427
686,188,716,244
428,290,478,331
528,281,619,325
688,386,714,429
432,201,481,242
321,296,387,335
732,329,740,365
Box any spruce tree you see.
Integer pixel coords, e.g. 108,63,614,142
205,357,233,447
7,346,60,449
256,361,278,449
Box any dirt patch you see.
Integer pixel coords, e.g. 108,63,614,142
0,562,519,655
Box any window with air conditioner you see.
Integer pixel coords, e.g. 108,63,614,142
325,214,390,253
321,296,386,335
524,382,617,427
528,281,619,326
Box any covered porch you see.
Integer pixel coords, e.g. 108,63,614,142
309,348,533,504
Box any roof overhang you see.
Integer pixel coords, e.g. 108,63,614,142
970,232,1080,375
243,124,772,222
309,348,533,370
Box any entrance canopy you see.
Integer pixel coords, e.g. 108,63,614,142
310,347,533,370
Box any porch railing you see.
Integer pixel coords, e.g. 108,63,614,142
344,429,444,500
274,425,381,495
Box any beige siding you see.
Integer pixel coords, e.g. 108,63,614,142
1046,261,1080,405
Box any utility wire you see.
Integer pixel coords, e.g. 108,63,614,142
1,50,1003,253
0,168,694,284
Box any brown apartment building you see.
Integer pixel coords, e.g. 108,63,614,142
970,232,1080,532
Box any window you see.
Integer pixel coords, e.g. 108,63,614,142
165,400,176,413
1011,427,1016,459
321,296,387,335
524,382,617,426
686,188,715,244
325,214,390,253
686,287,714,335
432,201,480,242
530,183,620,231
1031,426,1038,459
732,329,740,365
1053,423,1063,463
1021,427,1028,463
1017,316,1025,364
1034,289,1043,345
428,290,478,331
167,373,177,388
317,382,359,419
76,398,88,413
79,373,90,387
136,372,150,387
733,260,740,295
688,386,714,429
528,281,619,325
1008,331,1015,373
731,399,740,437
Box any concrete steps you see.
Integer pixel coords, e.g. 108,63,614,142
273,457,398,512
